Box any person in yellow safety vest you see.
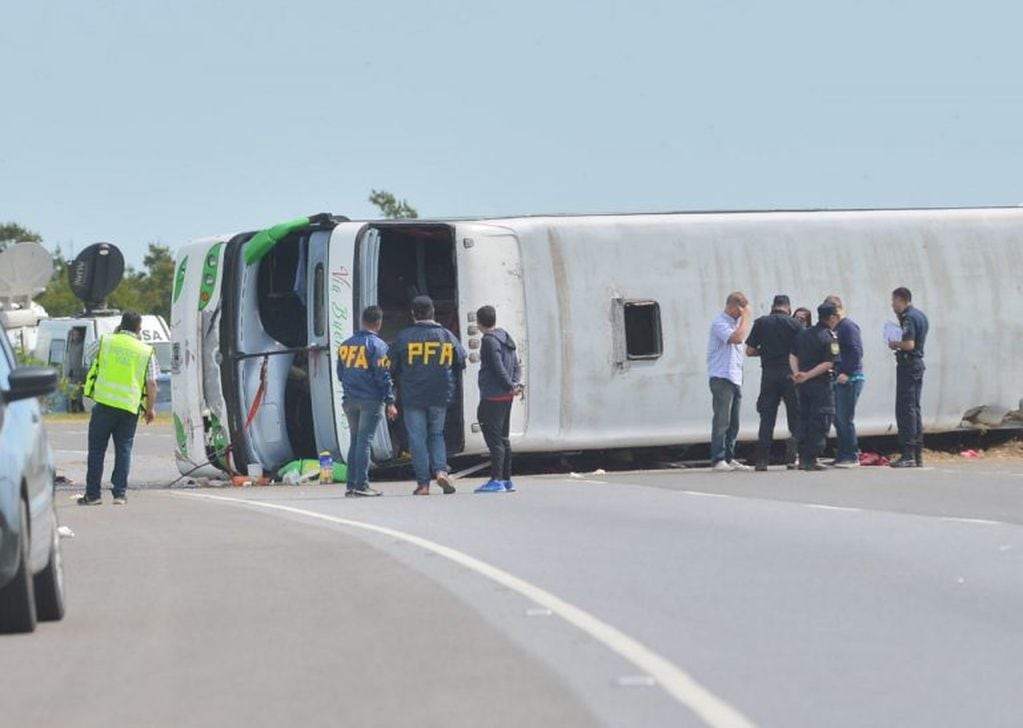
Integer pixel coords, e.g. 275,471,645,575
77,312,158,506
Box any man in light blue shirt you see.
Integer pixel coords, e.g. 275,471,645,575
707,291,752,471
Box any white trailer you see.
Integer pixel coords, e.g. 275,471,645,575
170,208,1023,476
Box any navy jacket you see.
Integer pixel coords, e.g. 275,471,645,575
388,322,467,408
478,328,522,399
834,317,864,377
336,330,395,404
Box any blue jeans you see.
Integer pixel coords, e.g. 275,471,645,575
342,398,385,491
834,379,865,463
403,405,448,485
86,403,139,499
709,377,741,464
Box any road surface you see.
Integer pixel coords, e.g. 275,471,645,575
3,420,1021,727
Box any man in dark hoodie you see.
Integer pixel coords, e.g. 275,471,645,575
388,296,467,495
473,305,524,493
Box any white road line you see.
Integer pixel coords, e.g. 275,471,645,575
802,504,863,512
54,449,90,455
680,491,735,499
940,517,1003,526
173,491,756,728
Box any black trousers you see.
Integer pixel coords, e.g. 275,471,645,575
478,398,513,481
895,358,925,450
756,365,799,463
796,382,834,464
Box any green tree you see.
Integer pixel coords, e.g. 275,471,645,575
369,189,419,219
0,222,43,252
109,243,174,319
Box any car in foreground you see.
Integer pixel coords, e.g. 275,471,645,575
0,322,65,633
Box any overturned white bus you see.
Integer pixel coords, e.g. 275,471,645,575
170,208,1023,477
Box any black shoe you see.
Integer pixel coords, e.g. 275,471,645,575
755,461,768,472
915,448,924,467
77,495,102,506
890,456,917,468
346,487,382,497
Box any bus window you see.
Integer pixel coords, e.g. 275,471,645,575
313,263,325,337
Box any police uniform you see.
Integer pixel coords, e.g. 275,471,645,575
894,305,929,465
747,311,803,467
791,322,839,469
388,321,467,487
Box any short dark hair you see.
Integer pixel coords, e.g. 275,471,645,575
411,295,434,321
476,305,496,328
892,287,912,303
361,305,383,327
817,303,838,322
771,294,791,310
118,311,142,333
725,291,748,308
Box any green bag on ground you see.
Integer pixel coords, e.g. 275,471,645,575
277,459,348,482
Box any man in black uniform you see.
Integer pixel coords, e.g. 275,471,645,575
746,294,802,471
789,303,841,471
888,287,929,468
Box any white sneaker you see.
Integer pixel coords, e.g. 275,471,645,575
833,460,860,469
712,461,733,472
728,460,754,472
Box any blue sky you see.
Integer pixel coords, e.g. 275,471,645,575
3,0,1022,266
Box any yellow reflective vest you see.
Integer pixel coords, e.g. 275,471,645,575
84,333,154,414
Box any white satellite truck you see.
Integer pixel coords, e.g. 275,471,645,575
0,243,53,354
30,243,172,412
171,207,1023,478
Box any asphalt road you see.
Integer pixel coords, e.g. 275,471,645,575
4,420,1021,727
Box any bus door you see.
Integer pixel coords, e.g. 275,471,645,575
307,229,341,459
454,223,529,454
353,227,396,462
325,222,368,462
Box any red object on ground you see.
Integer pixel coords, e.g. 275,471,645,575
960,449,983,459
859,452,890,466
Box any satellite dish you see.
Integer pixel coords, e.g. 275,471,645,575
0,243,54,306
69,242,125,312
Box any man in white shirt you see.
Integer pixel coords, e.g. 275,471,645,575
706,292,752,471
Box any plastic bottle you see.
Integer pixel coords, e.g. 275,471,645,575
319,451,334,484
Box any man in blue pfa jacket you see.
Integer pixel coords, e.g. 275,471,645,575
473,305,524,494
388,295,467,495
336,305,397,497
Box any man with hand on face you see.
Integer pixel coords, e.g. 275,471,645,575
707,291,753,472
790,303,841,472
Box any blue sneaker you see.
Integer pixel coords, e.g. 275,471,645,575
502,480,516,492
474,479,506,493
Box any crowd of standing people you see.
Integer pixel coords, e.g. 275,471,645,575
336,295,523,496
707,287,928,472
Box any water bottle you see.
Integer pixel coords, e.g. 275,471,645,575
319,451,334,484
